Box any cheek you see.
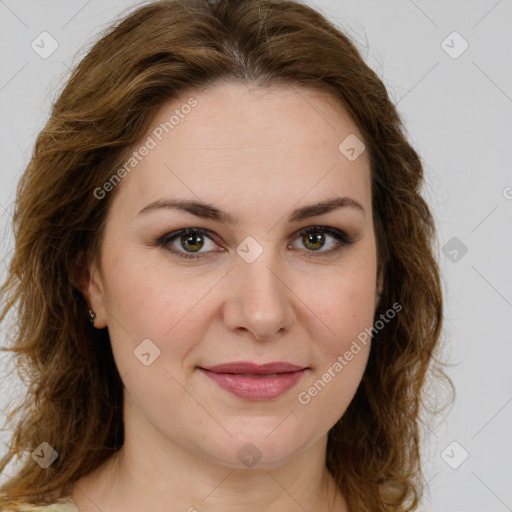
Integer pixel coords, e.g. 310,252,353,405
294,281,374,429
292,251,377,419
299,254,377,352
301,275,375,378
103,246,209,337
305,276,375,332
100,256,204,418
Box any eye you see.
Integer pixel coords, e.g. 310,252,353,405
156,228,219,259
156,226,354,260
289,226,354,257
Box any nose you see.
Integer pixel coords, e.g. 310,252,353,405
222,251,296,341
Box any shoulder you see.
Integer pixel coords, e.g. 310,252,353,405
1,497,79,512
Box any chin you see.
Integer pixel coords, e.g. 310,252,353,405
197,425,316,470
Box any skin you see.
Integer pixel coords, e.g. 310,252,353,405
74,80,381,512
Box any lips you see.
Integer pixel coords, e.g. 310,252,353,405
198,361,308,400
201,361,306,375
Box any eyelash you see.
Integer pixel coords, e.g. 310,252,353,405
155,226,355,260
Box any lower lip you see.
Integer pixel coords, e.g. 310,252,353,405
199,368,307,400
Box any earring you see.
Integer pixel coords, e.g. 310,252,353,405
88,309,96,324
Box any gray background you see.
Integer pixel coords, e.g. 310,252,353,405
0,1,511,510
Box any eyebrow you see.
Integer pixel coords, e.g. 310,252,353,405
137,196,365,224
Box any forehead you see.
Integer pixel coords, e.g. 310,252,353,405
110,81,371,218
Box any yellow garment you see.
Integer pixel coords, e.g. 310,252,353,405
8,497,79,512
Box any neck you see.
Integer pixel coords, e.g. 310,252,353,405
72,400,348,512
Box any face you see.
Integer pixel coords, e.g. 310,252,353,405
85,80,380,469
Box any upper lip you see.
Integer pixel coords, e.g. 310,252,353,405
199,362,307,375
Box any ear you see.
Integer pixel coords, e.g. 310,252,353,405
72,252,108,329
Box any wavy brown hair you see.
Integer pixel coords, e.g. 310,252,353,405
0,0,453,510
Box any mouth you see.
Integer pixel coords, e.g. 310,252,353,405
198,361,308,400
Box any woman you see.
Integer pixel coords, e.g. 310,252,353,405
0,0,452,510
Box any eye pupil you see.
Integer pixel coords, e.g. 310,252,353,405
181,233,204,252
303,232,325,251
